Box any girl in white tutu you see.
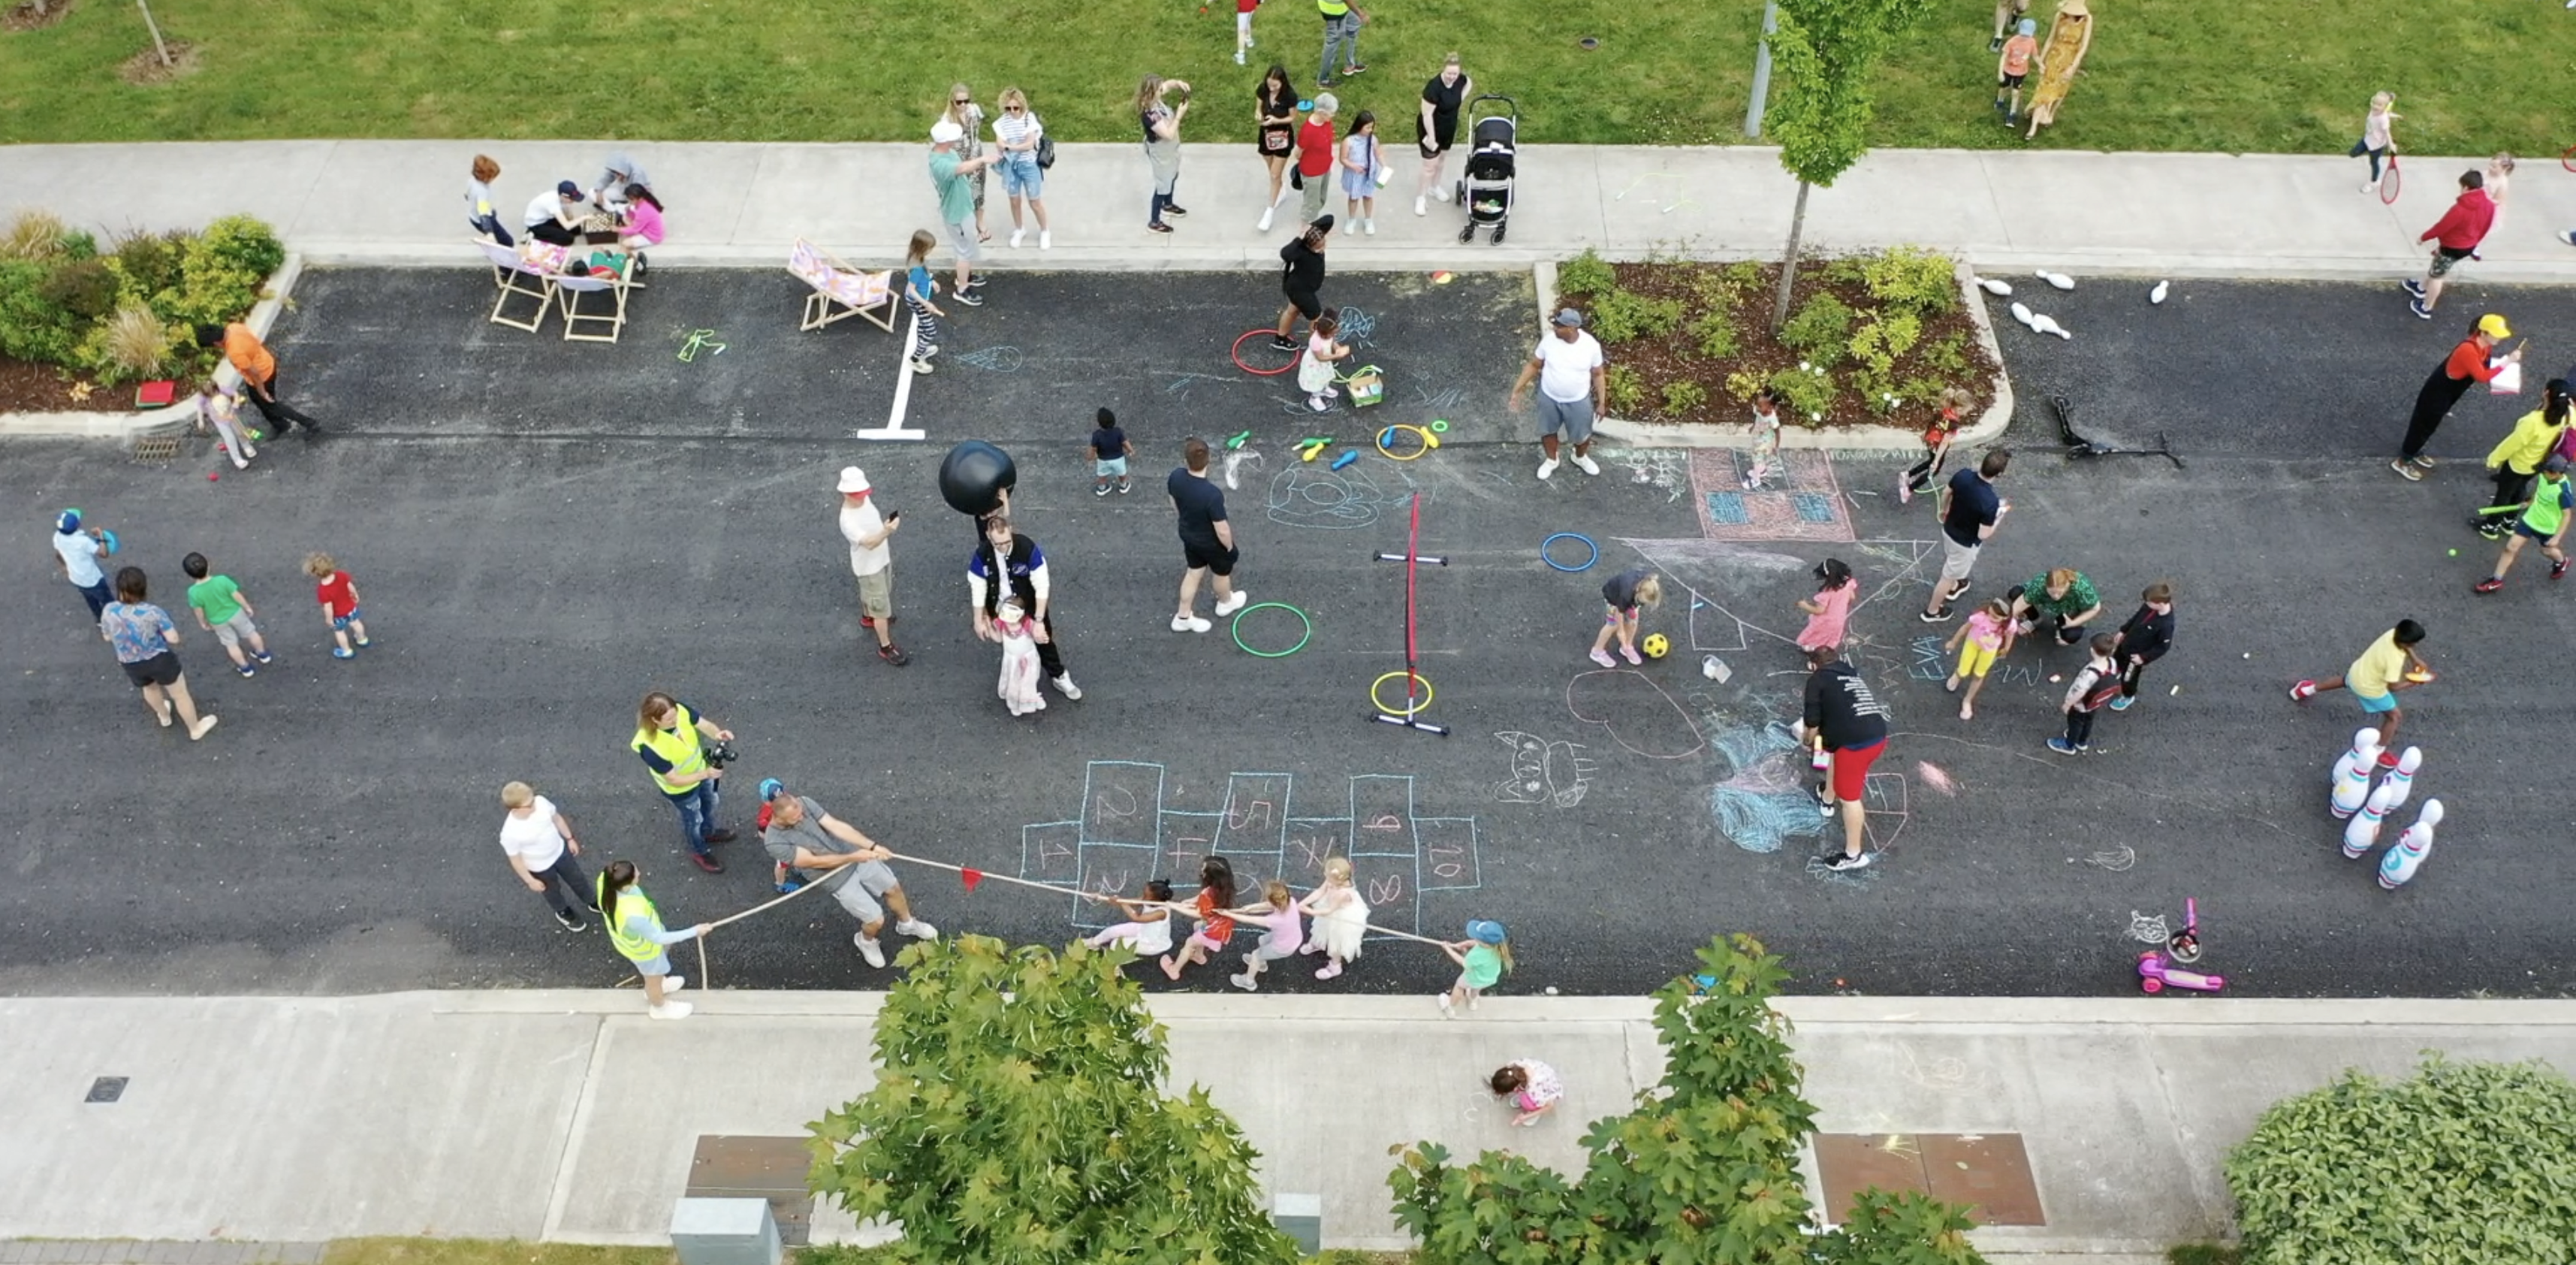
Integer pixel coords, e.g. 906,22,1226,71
1297,856,1369,980
992,598,1045,716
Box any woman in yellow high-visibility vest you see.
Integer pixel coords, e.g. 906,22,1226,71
598,859,709,1019
631,691,737,874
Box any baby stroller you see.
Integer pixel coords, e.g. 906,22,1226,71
1454,95,1516,244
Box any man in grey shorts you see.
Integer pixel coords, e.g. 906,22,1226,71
760,786,939,968
928,120,994,306
1923,448,2012,623
1507,307,1607,481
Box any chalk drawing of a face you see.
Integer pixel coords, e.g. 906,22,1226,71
1493,732,1597,808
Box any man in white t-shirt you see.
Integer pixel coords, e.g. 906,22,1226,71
839,466,907,666
497,780,592,932
1506,308,1608,480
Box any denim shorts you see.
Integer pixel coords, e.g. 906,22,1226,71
330,606,363,630
999,152,1043,200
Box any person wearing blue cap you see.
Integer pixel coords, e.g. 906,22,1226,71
1436,919,1512,1017
523,179,590,247
52,510,113,619
1994,17,2040,125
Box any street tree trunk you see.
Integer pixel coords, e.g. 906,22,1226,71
1770,178,1812,332
137,0,172,66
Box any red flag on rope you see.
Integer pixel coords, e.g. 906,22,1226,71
961,867,985,892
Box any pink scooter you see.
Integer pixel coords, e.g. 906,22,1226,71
2137,898,2226,994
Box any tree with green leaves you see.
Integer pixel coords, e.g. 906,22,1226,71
1765,0,1938,331
807,936,1302,1265
1389,934,1986,1265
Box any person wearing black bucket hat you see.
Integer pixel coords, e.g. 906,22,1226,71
1271,213,1334,352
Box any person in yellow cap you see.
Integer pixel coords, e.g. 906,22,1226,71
2394,314,2522,481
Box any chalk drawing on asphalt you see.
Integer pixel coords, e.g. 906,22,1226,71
1493,732,1598,808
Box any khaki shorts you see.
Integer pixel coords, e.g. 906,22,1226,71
856,566,894,620
210,610,260,648
830,859,902,924
1939,534,1982,583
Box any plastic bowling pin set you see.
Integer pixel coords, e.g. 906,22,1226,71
2326,727,2441,889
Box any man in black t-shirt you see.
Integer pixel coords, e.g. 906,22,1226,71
1169,436,1249,632
1796,646,1892,871
1923,448,2012,623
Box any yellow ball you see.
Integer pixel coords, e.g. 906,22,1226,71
1641,632,1670,660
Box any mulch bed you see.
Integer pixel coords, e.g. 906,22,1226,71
0,356,152,413
117,38,198,84
1,0,73,32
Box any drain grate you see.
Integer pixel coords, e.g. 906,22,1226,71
86,1076,128,1103
129,436,183,462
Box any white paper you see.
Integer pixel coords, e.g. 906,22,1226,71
2489,359,2523,394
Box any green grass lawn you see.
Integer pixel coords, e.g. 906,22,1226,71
1,0,2568,155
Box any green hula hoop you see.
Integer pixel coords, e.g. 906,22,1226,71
1230,602,1314,658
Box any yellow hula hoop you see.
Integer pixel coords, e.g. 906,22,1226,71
1371,670,1434,715
1374,424,1437,461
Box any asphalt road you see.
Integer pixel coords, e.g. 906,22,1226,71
5,267,2571,1001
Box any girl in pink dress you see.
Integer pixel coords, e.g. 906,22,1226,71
1795,558,1856,654
993,599,1045,716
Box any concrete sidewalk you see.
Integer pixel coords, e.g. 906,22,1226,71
6,992,2573,1260
8,140,2576,279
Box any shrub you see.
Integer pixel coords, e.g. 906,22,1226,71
0,210,69,262
86,303,177,379
1768,363,1835,424
1556,248,1616,300
107,228,190,314
60,229,98,261
1689,307,1739,359
1899,374,1959,418
171,216,284,325
1920,331,1971,376
1662,380,1709,417
1779,292,1856,363
1589,288,1685,344
38,258,118,320
1724,370,1767,402
1862,244,1959,316
2224,1054,2576,1265
1604,364,1648,415
0,260,83,366
1722,259,1766,290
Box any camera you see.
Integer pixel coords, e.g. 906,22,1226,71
704,738,739,768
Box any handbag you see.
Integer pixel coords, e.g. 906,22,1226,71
1033,113,1056,170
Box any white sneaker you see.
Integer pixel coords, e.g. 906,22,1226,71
854,934,886,968
894,919,940,940
1010,228,1025,248
1307,395,1330,412
1433,186,1450,203
1039,230,1051,249
2360,181,2379,194
1215,591,1249,617
1364,218,1376,235
1257,207,1275,233
649,1001,694,1019
1573,454,1602,476
1415,195,1427,216
1234,50,1247,65
1172,614,1214,633
1050,674,1082,699
1437,992,1455,1018
1537,457,1559,480
909,358,934,375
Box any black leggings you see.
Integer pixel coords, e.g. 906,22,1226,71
1905,442,1947,493
528,219,579,246
2483,468,2535,527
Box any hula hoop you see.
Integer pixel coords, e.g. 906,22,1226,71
1428,418,1451,433
1230,329,1298,376
1371,670,1434,716
1541,532,1599,572
1230,602,1314,657
1375,424,1435,460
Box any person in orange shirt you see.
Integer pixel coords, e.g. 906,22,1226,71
2393,313,2522,480
1993,18,2040,126
194,322,324,438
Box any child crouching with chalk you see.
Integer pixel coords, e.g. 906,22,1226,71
1437,919,1511,1016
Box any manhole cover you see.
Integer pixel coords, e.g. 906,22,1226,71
86,1076,128,1103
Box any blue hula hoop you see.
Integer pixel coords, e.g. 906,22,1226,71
1541,532,1599,573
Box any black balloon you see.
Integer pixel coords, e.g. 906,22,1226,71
937,441,1018,515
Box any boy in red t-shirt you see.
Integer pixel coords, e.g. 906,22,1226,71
1295,95,1340,228
1993,18,2039,125
302,551,370,659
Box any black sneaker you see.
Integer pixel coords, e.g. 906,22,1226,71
1919,605,1955,623
1988,35,2004,51
1163,204,1190,217
1825,852,1872,872
1269,334,1298,354
555,908,587,932
1342,64,1367,76
956,289,985,306
1146,222,1173,234
2402,279,2425,298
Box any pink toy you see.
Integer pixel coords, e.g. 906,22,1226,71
2138,950,2225,993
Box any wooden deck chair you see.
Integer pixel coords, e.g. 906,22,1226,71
557,255,630,343
788,238,897,333
478,240,556,333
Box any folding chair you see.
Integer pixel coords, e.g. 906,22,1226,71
557,254,632,343
788,237,897,333
478,240,556,333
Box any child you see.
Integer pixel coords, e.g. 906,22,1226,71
1490,1060,1563,1127
1436,918,1511,1017
302,552,368,660
1161,855,1238,980
1588,568,1661,667
1296,856,1370,980
1087,878,1176,958
1339,110,1384,235
2049,632,2121,754
1993,17,2039,126
992,598,1046,716
900,229,946,376
1299,309,1352,412
1227,879,1306,991
1234,0,1258,66
1902,387,1971,503
1943,596,2013,720
1742,388,1782,490
2473,454,2573,593
1090,406,1136,497
2108,581,2176,711
1795,558,1857,654
2352,92,2400,195
193,380,257,469
182,551,273,678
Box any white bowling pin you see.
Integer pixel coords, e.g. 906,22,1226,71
2378,799,2442,889
2330,727,2382,786
2342,781,2397,858
2378,747,2422,811
2330,752,2378,819
2010,301,2035,328
2149,280,2170,305
2042,271,2076,291
1977,276,2013,297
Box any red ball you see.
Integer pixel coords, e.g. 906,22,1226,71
207,472,219,482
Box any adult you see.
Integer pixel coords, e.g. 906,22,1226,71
1922,449,2011,621
99,566,218,740
1990,0,2031,51
466,154,511,245
838,466,907,666
1292,93,1339,230
1414,53,1472,217
592,152,653,217
1169,437,1249,632
970,515,1081,700
1136,75,1193,234
928,121,994,306
195,321,324,438
596,859,707,1020
992,86,1051,249
498,781,591,932
2406,171,2497,320
523,179,589,247
51,509,112,619
2007,567,2103,646
2020,0,2092,141
2393,314,2522,480
1270,213,1333,353
1254,65,1302,232
1506,308,1606,481
630,691,737,874
1796,645,1890,872
943,84,993,243
759,788,940,969
2478,379,2571,537
1315,0,1365,86
2293,620,2431,758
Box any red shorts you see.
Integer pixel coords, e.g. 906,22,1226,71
1829,739,1886,803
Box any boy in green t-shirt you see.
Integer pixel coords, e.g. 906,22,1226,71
2475,454,2574,593
182,551,274,678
